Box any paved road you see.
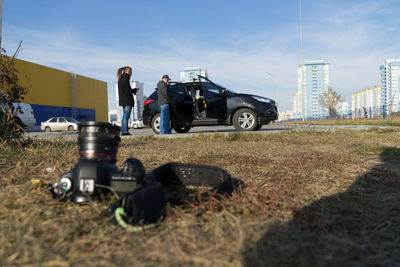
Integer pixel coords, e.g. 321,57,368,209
25,124,291,140
25,123,398,140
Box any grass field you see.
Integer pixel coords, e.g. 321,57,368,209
283,117,400,126
1,129,400,266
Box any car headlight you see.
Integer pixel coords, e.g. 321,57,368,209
252,96,272,103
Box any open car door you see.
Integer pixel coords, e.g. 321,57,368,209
200,82,227,122
167,82,194,127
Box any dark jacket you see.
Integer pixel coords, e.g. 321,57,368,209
118,73,137,107
157,80,169,105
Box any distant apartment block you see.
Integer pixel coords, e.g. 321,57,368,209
379,59,400,112
132,80,144,121
292,92,302,119
296,60,329,119
180,67,208,82
115,80,144,123
351,86,382,117
337,101,349,117
108,109,118,123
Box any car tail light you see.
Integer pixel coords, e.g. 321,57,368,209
144,99,155,106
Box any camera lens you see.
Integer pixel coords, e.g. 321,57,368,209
77,121,121,162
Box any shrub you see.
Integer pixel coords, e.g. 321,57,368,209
0,42,30,147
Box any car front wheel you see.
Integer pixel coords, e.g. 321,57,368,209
233,108,258,131
68,125,74,131
45,126,51,132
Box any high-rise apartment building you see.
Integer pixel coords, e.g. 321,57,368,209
180,67,208,82
379,59,400,112
296,60,329,119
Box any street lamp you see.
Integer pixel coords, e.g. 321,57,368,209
299,0,304,64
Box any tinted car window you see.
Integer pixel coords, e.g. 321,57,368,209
201,82,220,97
168,85,187,101
59,118,67,123
49,118,57,123
66,117,77,123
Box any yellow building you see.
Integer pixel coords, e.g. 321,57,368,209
10,57,108,124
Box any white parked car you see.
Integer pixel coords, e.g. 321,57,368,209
111,120,144,129
131,119,144,129
41,117,78,132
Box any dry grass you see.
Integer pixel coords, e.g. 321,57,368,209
1,129,400,266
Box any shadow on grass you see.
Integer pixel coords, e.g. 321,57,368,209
243,147,400,266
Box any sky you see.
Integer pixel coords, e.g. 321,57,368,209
2,0,400,112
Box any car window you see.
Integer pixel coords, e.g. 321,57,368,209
59,118,67,123
66,117,77,123
49,118,57,123
201,82,220,97
168,85,187,101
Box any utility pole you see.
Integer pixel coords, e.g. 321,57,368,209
299,0,305,121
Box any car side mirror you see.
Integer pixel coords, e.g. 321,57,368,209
220,89,226,95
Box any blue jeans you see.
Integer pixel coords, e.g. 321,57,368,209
159,104,170,134
121,106,132,133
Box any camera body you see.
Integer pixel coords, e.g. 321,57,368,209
53,158,143,203
49,122,144,203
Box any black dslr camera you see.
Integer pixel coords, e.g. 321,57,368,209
49,122,144,203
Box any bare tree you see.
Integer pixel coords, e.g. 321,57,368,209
0,41,30,147
319,87,343,119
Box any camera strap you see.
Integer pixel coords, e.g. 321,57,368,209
108,163,235,230
114,207,156,232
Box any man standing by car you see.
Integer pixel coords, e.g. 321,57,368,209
157,75,171,134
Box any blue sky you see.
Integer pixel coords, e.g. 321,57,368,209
3,0,400,111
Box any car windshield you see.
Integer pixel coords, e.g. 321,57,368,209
213,83,236,93
65,117,77,123
197,76,236,93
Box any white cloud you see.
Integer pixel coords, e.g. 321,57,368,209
3,25,301,111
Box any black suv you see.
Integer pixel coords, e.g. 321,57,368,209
143,76,278,134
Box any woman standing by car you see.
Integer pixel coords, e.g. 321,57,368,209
117,66,139,136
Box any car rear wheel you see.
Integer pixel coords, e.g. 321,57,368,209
151,114,161,134
133,124,138,129
45,126,51,132
68,125,74,131
233,108,258,131
173,126,191,133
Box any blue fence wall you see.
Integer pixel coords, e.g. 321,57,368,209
30,104,95,125
283,104,400,122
